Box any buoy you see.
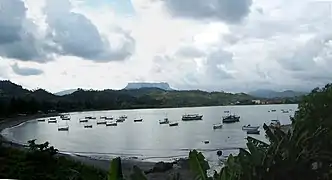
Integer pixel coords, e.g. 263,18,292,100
217,150,223,156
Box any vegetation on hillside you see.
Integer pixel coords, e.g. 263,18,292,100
0,140,106,180
0,80,300,118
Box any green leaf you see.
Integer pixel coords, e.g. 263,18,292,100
108,157,123,180
130,165,147,180
189,150,210,180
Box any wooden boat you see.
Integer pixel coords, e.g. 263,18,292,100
242,124,259,131
106,122,117,126
79,119,88,123
169,122,179,127
84,125,93,128
134,118,143,122
213,123,223,129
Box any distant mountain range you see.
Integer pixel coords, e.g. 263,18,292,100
124,82,173,91
248,89,308,98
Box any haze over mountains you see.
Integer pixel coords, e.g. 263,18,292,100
54,82,307,98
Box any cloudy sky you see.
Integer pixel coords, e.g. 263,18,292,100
1,0,332,93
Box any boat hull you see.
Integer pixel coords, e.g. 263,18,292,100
134,119,143,122
246,129,260,134
242,126,259,131
213,124,223,129
106,123,117,126
182,115,203,121
169,123,179,127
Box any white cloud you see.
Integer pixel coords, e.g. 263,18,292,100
1,0,332,92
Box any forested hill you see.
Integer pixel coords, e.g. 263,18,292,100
0,80,295,117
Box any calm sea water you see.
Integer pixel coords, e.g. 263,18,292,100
2,104,297,169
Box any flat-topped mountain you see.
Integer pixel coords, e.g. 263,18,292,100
124,82,173,91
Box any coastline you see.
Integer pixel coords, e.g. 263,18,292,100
0,113,194,180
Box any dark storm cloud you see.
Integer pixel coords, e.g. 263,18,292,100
11,63,43,76
0,0,134,62
44,0,135,62
0,0,51,61
162,0,252,23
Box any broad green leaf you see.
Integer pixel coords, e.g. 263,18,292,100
189,150,210,180
108,157,123,180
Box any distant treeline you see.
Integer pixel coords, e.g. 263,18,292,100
0,80,301,117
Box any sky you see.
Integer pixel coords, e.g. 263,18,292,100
1,0,332,93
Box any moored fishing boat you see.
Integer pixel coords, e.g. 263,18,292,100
242,124,259,131
79,119,88,123
96,120,107,125
222,115,240,123
159,118,169,124
181,114,203,121
213,123,223,129
169,122,179,127
106,122,117,126
84,125,93,128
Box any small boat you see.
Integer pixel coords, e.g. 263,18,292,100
105,117,113,120
247,129,260,134
79,119,88,123
37,119,45,122
116,117,125,122
169,122,179,127
271,109,276,112
119,115,128,119
224,110,230,113
134,118,143,122
242,124,259,131
84,125,93,128
58,126,69,131
281,109,289,113
213,124,223,129
61,117,70,120
48,119,57,123
222,115,240,123
182,114,203,121
96,121,107,125
203,140,210,144
159,118,169,124
106,122,117,126
85,116,96,120
49,117,56,120
100,116,106,119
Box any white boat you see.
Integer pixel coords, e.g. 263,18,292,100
79,119,88,123
242,124,259,131
169,122,179,127
106,122,117,126
213,124,223,129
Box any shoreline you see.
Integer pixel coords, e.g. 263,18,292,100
0,113,194,179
